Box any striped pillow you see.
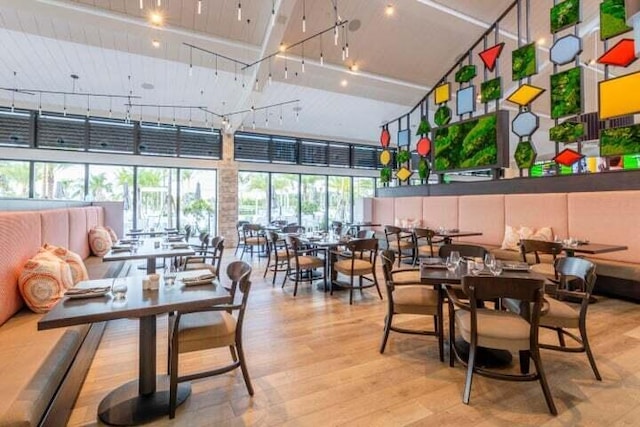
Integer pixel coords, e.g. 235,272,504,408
89,227,112,257
41,243,89,284
105,226,118,244
19,252,73,313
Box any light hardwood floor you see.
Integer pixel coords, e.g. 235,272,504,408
68,254,640,426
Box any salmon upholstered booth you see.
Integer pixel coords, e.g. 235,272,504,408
0,205,119,426
368,191,640,300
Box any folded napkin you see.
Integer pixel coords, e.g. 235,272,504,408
65,286,110,296
110,247,131,253
168,236,184,242
182,273,217,286
171,243,190,249
118,239,136,244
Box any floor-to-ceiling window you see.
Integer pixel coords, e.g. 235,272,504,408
270,173,299,225
88,164,135,231
34,162,85,200
300,175,327,231
179,168,217,235
353,177,375,222
238,172,269,224
136,167,177,230
328,176,351,225
0,160,30,198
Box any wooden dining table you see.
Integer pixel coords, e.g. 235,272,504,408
103,239,195,274
561,242,628,257
38,270,230,426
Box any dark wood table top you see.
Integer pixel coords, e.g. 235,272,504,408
103,240,195,262
126,229,180,237
435,230,483,239
38,270,230,331
419,264,545,285
562,242,628,255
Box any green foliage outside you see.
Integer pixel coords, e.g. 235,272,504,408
434,114,498,172
481,77,502,103
380,167,392,183
600,123,640,156
514,140,537,169
455,65,477,83
512,43,537,81
549,122,585,143
183,198,214,232
550,67,582,119
550,0,580,33
434,106,452,126
600,0,632,40
416,117,431,136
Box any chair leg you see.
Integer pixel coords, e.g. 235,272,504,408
462,340,477,405
263,253,270,278
448,300,456,367
581,324,602,381
236,342,254,396
169,337,179,419
531,348,558,415
349,274,354,305
229,345,238,362
293,269,299,297
519,350,531,375
380,313,392,353
437,291,445,363
372,271,382,300
556,328,566,347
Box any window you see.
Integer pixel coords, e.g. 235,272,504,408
271,173,299,224
137,167,177,230
0,160,30,198
88,164,134,231
353,177,375,222
301,175,327,230
328,176,351,224
180,169,217,235
34,162,85,200
238,172,269,224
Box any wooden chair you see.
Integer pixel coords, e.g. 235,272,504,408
413,227,444,265
287,235,326,296
357,229,375,239
263,231,292,286
234,220,249,256
446,275,557,415
539,257,601,380
331,220,343,236
379,250,444,361
168,261,254,419
520,239,564,280
282,225,305,234
332,238,381,304
182,236,224,276
384,225,415,267
241,224,266,258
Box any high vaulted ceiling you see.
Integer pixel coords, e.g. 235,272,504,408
0,0,637,154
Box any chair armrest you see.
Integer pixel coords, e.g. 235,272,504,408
444,285,471,311
178,304,242,315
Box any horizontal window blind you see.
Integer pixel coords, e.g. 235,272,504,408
0,110,31,147
179,128,221,159
300,140,328,166
271,136,297,163
88,119,134,153
37,115,86,150
139,124,177,156
235,133,270,162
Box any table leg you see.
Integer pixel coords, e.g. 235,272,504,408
97,315,191,425
146,257,157,275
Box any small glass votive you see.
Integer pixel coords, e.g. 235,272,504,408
111,278,128,299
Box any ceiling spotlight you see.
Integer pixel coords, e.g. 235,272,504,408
340,79,348,87
150,12,163,26
279,42,287,52
385,4,395,16
151,39,160,48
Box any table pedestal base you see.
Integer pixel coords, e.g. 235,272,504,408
454,338,512,368
98,376,190,426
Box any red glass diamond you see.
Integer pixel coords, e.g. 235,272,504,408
554,148,584,167
380,128,391,148
416,137,431,157
597,39,637,67
479,43,505,72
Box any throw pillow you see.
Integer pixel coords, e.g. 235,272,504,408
41,243,89,284
89,227,113,257
531,226,553,242
105,226,118,244
19,252,73,313
500,225,534,251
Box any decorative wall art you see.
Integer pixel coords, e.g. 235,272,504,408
550,66,583,119
550,0,581,33
598,71,640,119
480,77,502,103
550,34,583,65
434,83,451,104
512,42,538,81
416,117,431,136
600,123,640,156
597,38,637,67
455,65,477,83
432,111,508,172
416,137,431,157
397,129,410,147
434,106,452,126
380,150,392,166
506,84,546,107
514,140,537,169
554,148,584,166
380,127,391,147
456,86,476,116
479,43,505,72
549,121,585,143
512,111,539,138
600,0,633,40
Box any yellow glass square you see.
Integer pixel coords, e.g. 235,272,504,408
434,83,451,105
380,150,391,166
506,84,545,106
599,71,640,120
396,167,412,182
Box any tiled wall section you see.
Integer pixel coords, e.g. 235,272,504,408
218,133,239,247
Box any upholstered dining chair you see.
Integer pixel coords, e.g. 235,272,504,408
413,227,444,265
168,261,254,419
263,231,292,286
287,235,326,296
446,275,557,415
241,224,266,258
357,229,375,239
520,239,564,280
282,225,305,234
234,220,249,256
379,250,444,361
539,257,601,380
332,238,381,304
384,225,415,267
182,236,224,276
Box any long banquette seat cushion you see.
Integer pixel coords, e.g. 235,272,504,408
0,206,113,426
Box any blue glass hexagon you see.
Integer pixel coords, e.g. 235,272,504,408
512,111,539,138
550,34,583,66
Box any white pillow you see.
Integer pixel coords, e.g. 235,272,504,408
500,225,533,251
531,226,553,242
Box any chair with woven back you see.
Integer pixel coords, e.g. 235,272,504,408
384,225,415,267
445,275,557,415
332,238,381,304
413,227,444,265
287,235,326,296
182,236,224,276
520,239,564,280
263,231,292,286
379,250,444,361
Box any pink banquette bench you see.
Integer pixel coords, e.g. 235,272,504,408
368,191,640,300
0,206,121,427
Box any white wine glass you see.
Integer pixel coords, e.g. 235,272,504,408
449,251,461,268
490,260,503,276
445,256,457,274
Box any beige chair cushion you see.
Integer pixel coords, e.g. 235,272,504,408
296,256,324,269
531,263,556,278
275,250,293,259
177,311,236,353
183,263,217,274
388,241,413,250
334,259,373,275
539,297,579,329
245,237,264,245
417,245,434,256
391,270,421,284
394,286,439,315
455,309,531,352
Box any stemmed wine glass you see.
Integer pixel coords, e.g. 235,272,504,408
489,260,503,276
484,253,496,271
445,256,457,274
449,251,461,268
